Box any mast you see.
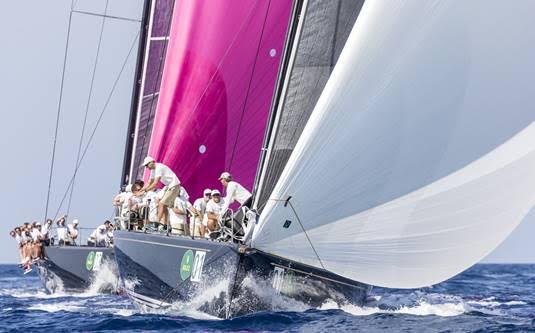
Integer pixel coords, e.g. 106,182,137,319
120,0,153,186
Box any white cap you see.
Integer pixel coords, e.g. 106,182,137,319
73,219,79,225
203,188,212,195
125,184,133,193
36,222,41,226
211,189,221,196
142,156,155,167
219,171,231,180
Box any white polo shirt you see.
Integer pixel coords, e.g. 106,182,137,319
169,196,191,226
151,163,180,188
56,226,68,241
41,224,51,238
68,224,78,238
220,181,252,214
206,198,225,216
193,198,209,226
31,228,41,241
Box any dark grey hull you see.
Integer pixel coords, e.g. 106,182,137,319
37,245,117,293
114,230,370,318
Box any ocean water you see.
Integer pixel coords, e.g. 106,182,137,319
1,264,534,332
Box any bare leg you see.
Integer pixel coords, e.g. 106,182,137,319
157,203,169,226
207,219,217,232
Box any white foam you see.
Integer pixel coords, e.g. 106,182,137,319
319,299,466,317
28,301,85,313
467,299,527,307
84,259,120,295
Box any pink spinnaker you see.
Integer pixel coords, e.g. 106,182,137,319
147,0,292,199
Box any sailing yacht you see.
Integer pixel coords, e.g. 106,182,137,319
114,0,535,318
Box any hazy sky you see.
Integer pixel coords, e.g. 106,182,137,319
0,0,533,263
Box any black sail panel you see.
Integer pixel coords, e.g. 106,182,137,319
122,0,174,184
256,0,365,209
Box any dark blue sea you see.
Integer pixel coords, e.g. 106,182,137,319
1,264,534,332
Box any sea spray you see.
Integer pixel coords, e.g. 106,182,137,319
86,259,121,295
36,264,65,294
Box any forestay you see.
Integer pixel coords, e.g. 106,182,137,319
252,1,535,288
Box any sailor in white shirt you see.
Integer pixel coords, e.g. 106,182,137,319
169,194,192,235
113,184,133,216
67,219,79,244
38,219,52,246
142,189,164,223
218,172,252,215
192,189,211,237
142,156,181,228
206,189,225,231
88,221,112,247
31,224,41,242
56,217,69,245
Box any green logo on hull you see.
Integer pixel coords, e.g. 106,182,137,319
86,251,95,271
180,250,194,280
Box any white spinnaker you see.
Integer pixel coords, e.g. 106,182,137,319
252,1,535,288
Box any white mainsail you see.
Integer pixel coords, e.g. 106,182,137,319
252,1,535,288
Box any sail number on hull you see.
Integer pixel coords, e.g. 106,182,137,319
180,250,206,282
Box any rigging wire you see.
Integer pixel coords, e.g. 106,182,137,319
43,9,74,222
66,0,110,218
53,30,141,220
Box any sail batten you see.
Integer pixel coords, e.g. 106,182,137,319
127,0,174,183
253,1,535,288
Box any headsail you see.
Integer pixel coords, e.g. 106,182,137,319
147,0,292,198
122,0,175,184
254,0,366,210
252,1,535,288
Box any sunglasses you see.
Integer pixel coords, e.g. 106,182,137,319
204,193,212,196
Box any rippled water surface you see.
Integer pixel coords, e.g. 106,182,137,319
1,264,534,332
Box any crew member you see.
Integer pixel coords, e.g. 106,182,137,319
206,189,225,232
68,219,79,244
56,217,69,246
218,172,252,215
41,219,52,246
142,156,181,229
192,189,211,237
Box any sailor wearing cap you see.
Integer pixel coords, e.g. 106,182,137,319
169,189,192,235
141,156,181,229
68,219,79,244
192,189,212,237
88,220,113,247
218,172,252,215
206,189,225,231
